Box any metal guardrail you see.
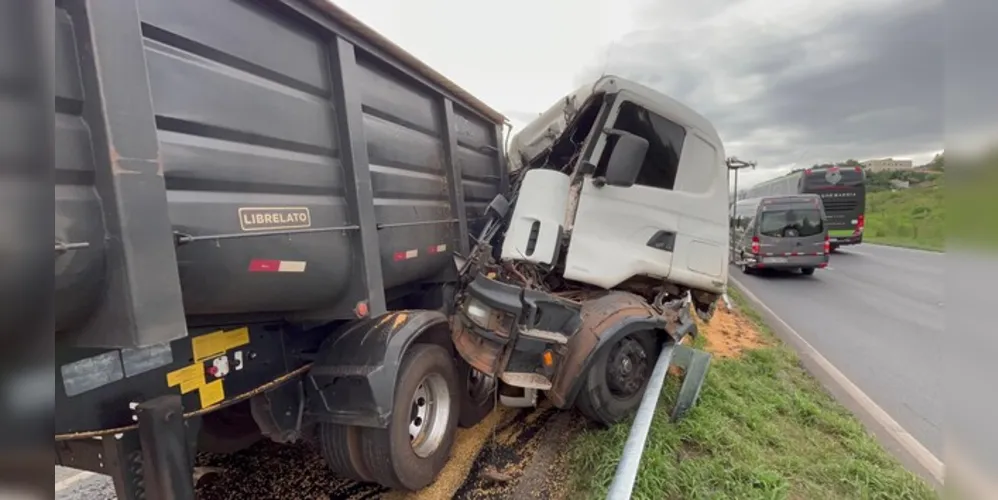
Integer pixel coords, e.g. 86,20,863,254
606,341,712,499
606,343,677,500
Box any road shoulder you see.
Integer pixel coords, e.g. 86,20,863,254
729,276,944,489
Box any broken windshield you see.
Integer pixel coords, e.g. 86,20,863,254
758,207,823,238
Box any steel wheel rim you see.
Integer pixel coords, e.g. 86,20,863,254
408,372,452,458
605,337,649,399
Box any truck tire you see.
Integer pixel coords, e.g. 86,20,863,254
197,401,262,454
576,332,658,427
456,357,496,428
318,423,374,483
358,344,459,491
800,267,815,276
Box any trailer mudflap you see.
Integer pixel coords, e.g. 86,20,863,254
306,310,451,428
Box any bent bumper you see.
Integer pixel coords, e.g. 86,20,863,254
452,274,582,381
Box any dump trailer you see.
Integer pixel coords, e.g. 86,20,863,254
54,0,507,496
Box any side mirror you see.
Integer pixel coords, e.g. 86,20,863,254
603,131,649,187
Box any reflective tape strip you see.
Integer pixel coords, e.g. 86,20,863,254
249,259,307,272
427,244,447,254
393,249,419,261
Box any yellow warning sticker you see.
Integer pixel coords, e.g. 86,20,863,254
192,327,250,362
166,364,203,388
179,370,206,394
199,379,225,408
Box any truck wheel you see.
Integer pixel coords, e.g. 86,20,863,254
801,267,815,276
457,357,496,428
197,401,262,454
358,344,459,491
318,423,374,482
576,332,658,427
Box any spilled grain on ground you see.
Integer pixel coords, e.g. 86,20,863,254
195,399,574,500
695,302,766,358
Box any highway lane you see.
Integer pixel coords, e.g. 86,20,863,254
731,243,944,457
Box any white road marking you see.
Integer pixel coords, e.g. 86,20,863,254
55,471,94,492
730,277,945,484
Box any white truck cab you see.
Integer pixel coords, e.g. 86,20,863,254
453,75,728,426
505,76,729,300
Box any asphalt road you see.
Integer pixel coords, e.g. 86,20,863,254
55,466,114,500
731,243,944,457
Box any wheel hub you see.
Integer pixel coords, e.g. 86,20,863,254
605,338,649,398
408,373,452,458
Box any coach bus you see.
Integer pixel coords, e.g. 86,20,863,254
738,165,865,250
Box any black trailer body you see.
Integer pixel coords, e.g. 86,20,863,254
54,0,507,496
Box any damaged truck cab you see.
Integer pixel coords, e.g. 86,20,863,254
453,76,730,425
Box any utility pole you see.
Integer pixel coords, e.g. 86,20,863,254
726,156,757,209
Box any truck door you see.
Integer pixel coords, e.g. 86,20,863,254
563,95,728,291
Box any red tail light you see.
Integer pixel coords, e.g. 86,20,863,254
824,234,830,254
804,169,812,175
856,213,865,234
751,236,760,254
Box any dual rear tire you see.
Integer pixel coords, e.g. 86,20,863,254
318,344,494,491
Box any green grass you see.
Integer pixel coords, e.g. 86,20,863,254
948,160,998,251
864,183,944,251
566,288,937,500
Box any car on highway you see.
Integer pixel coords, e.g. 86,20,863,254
730,194,830,275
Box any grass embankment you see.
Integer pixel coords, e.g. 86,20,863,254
566,288,936,500
864,182,944,251
949,163,998,251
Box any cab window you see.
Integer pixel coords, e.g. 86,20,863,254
597,101,687,190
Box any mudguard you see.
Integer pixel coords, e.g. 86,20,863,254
547,292,698,408
306,310,450,428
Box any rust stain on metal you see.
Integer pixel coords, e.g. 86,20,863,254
452,321,500,374
548,292,660,407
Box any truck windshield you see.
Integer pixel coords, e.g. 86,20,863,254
758,208,823,237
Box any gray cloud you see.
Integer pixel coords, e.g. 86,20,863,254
572,0,948,176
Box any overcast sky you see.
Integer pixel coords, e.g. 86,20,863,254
333,0,952,188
